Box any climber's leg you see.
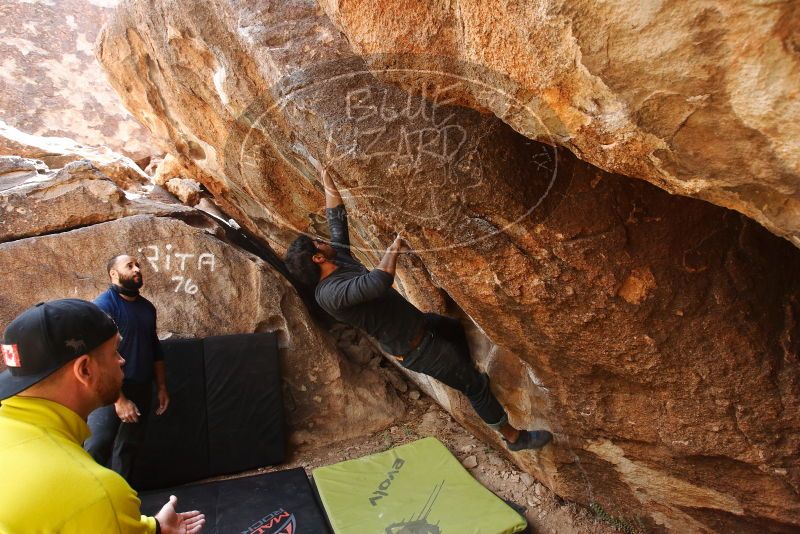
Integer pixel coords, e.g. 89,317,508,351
402,325,506,425
406,314,553,451
422,313,471,360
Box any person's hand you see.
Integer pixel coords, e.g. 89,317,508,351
114,397,140,424
310,157,331,183
155,495,205,534
309,155,324,174
156,387,170,416
388,234,409,254
321,164,337,192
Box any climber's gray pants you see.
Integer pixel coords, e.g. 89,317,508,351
401,313,508,427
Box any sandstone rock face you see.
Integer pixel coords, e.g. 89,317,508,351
97,1,800,531
0,0,157,160
0,121,154,189
319,0,800,249
0,157,186,243
0,155,47,177
0,164,403,445
152,154,204,206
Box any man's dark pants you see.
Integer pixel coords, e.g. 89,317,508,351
402,313,507,427
84,381,152,482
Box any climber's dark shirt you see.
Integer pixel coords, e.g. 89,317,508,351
315,205,426,355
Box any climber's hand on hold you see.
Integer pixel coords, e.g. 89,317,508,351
388,234,409,254
378,234,408,277
317,160,343,209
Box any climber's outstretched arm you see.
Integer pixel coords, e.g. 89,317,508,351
319,163,352,256
322,165,343,209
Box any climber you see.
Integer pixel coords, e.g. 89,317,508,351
284,164,553,451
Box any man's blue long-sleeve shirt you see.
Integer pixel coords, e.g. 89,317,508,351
315,205,426,355
94,288,163,384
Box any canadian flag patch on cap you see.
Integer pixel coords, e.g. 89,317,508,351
1,344,21,367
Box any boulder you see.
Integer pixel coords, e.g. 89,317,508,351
0,158,187,243
318,0,800,249
152,154,204,206
163,177,203,206
152,154,190,185
0,121,153,190
0,156,47,177
96,0,800,530
0,0,157,160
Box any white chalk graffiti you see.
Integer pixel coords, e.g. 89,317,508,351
342,86,467,170
329,84,487,233
170,276,199,295
137,245,216,295
345,85,460,127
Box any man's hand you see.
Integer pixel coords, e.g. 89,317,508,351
387,234,408,254
377,234,410,277
114,396,141,424
155,495,205,534
154,361,169,415
318,161,344,209
156,386,170,416
321,164,335,191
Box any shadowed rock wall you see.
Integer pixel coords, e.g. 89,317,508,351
320,0,800,249
96,1,800,531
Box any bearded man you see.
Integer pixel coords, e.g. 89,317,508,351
84,254,170,480
285,167,552,451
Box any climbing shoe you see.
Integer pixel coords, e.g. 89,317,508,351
505,430,553,451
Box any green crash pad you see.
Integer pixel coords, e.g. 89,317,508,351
313,437,527,534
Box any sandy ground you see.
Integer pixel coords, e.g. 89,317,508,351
246,386,620,534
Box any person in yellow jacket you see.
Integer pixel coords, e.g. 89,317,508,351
0,299,205,533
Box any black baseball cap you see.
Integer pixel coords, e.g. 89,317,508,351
0,299,119,400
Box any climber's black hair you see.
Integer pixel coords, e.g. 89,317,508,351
285,235,322,287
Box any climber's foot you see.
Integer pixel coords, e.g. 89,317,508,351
505,430,553,451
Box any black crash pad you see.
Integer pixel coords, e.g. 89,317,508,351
139,468,331,534
131,332,285,490
130,338,208,489
205,334,285,474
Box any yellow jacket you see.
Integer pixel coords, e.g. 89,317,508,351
0,396,157,533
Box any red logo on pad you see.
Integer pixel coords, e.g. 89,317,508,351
1,344,21,367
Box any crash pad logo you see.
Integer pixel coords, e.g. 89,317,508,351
385,480,445,534
242,508,296,534
369,455,406,506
